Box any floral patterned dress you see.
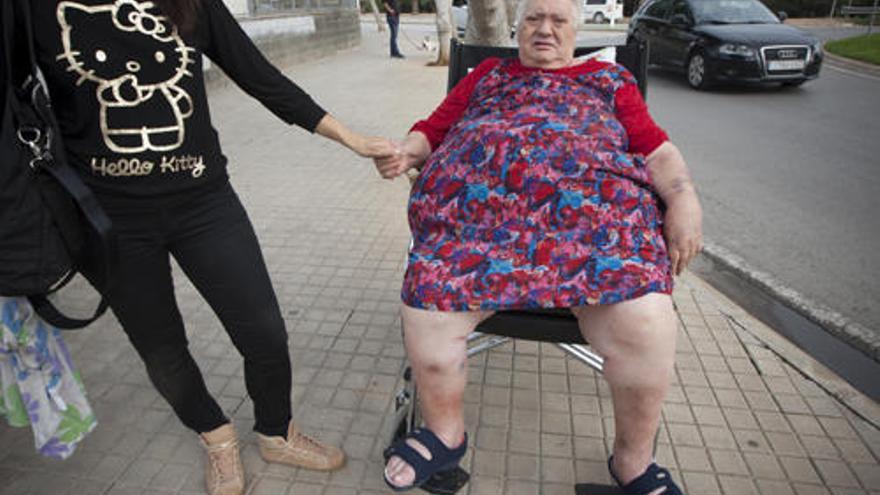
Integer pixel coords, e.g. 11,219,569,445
0,297,97,459
403,58,673,311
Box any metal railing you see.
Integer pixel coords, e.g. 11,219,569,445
841,0,879,33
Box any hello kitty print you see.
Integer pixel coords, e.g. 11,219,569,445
56,0,196,154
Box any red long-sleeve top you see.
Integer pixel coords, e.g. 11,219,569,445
411,58,669,156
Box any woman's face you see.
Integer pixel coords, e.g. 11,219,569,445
517,0,578,69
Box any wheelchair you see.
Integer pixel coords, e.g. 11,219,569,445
389,37,650,495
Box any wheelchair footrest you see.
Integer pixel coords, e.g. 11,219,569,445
420,466,470,494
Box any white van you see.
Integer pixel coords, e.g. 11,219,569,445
583,0,623,24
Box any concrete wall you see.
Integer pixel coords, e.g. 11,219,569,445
205,3,361,88
224,0,249,15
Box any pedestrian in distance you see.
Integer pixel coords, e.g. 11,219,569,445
384,0,405,58
29,1,397,494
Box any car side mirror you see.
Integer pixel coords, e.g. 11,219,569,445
669,14,691,26
777,11,788,21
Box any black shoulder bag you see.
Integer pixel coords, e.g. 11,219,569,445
0,0,117,329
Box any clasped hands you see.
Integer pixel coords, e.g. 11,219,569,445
350,133,425,179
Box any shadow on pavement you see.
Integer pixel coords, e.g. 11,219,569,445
575,483,625,494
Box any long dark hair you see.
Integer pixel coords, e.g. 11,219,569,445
153,0,202,33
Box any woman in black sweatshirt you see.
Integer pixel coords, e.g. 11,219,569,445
31,1,392,493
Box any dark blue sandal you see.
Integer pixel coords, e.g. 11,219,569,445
383,428,468,492
608,456,683,495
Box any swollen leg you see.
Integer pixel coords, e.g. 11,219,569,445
572,293,677,492
384,305,490,488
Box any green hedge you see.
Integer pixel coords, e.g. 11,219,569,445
826,33,880,65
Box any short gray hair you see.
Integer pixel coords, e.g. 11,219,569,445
515,0,582,28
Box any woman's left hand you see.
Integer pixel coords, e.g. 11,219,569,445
662,193,703,276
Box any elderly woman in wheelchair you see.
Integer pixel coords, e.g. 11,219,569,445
372,0,703,493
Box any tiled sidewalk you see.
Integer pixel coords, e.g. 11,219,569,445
1,27,878,495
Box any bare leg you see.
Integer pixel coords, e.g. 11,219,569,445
572,293,677,495
385,305,492,488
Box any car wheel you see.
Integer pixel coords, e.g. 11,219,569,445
593,12,606,23
687,51,711,90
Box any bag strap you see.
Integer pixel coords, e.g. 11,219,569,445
11,0,118,330
28,158,116,330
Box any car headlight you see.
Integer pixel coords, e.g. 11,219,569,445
811,41,823,60
718,43,756,57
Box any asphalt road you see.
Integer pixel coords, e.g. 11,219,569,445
644,46,880,335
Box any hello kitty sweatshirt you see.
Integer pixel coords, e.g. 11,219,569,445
32,0,328,197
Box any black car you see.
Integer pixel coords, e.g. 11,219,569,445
628,0,823,89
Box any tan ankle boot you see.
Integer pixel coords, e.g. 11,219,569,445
200,423,245,495
256,422,345,471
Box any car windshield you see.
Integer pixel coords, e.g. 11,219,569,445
692,0,779,24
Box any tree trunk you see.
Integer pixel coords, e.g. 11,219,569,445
504,0,518,34
430,0,454,66
413,0,420,14
465,0,511,46
368,0,387,32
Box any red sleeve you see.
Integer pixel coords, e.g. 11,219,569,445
410,58,502,151
614,82,669,155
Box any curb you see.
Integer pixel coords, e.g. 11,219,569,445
697,242,880,363
685,273,880,428
823,50,880,78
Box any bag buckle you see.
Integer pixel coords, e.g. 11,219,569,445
17,126,54,169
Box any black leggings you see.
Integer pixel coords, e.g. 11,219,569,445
90,181,291,436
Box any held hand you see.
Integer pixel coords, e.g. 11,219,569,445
373,146,409,179
662,193,703,276
373,138,425,179
351,135,398,159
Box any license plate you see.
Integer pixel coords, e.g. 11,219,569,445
768,60,805,71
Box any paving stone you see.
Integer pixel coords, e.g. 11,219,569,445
542,456,576,484
507,454,540,481
504,479,541,495
116,457,165,487
791,484,833,495
814,459,862,488
667,423,704,447
682,471,723,494
743,451,787,480
802,434,843,460
541,433,573,458
674,445,714,472
709,449,751,476
572,414,604,438
780,456,824,484
573,436,608,461
701,425,739,450
851,463,880,491
469,474,504,495
693,405,728,427
820,417,861,440
718,475,760,495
